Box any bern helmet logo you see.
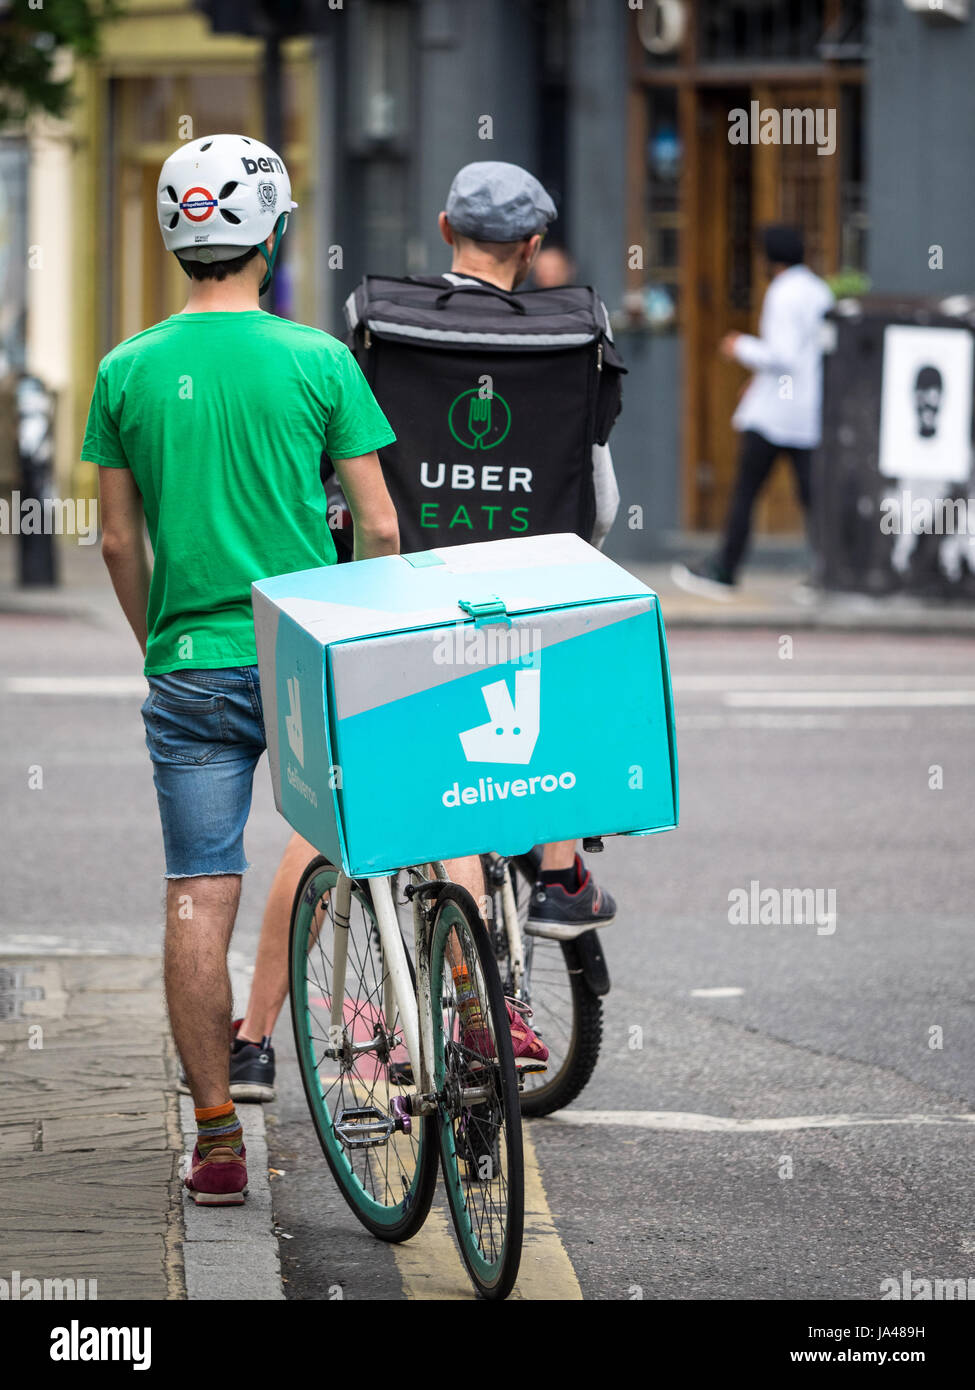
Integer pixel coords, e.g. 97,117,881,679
180,186,217,222
258,181,277,213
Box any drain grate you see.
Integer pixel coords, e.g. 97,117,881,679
0,967,44,1020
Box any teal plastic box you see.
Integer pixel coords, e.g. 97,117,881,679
252,533,678,877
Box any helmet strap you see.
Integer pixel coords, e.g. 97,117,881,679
258,213,288,297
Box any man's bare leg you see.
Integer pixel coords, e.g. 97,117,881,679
239,831,318,1042
165,875,240,1109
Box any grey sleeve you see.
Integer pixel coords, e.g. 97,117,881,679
590,442,620,550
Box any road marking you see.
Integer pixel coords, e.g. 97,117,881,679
674,675,975,692
2,676,146,696
725,690,975,708
547,1111,975,1134
690,987,744,998
393,1123,582,1300
678,713,916,731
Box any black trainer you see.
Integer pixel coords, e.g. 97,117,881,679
177,1019,276,1103
526,854,616,940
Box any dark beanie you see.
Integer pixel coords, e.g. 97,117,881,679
761,225,804,267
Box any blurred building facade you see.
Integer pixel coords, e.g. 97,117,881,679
12,0,975,558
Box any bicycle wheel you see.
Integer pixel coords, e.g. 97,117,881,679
289,856,439,1241
490,854,604,1118
429,883,524,1300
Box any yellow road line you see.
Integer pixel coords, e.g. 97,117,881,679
393,1121,582,1300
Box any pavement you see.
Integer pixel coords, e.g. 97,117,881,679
0,948,284,1301
4,533,975,633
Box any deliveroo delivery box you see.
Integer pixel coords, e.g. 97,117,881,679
252,533,677,877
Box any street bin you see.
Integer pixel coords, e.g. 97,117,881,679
815,297,975,599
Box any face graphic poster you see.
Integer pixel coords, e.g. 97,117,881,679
878,324,974,483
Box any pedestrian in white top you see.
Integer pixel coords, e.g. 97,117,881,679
673,225,834,598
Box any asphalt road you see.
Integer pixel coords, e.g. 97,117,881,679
2,593,973,1301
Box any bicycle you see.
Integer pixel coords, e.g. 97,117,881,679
289,855,536,1300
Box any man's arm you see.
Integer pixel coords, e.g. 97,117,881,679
332,450,400,560
96,464,151,656
590,442,620,550
724,286,802,375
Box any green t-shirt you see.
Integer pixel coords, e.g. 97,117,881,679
82,310,396,675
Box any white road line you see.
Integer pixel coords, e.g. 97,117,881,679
724,690,975,708
690,987,745,998
548,1111,975,1134
2,676,146,696
673,675,975,692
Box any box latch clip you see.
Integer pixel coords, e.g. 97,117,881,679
458,596,511,628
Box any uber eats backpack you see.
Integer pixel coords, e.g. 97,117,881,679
344,275,626,551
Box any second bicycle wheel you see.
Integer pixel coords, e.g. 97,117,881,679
289,856,439,1241
429,883,524,1300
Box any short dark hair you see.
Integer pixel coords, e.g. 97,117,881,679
179,244,260,281
760,225,804,268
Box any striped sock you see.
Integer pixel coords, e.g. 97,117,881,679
195,1101,244,1158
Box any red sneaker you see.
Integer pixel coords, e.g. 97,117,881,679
461,999,548,1065
184,1143,248,1206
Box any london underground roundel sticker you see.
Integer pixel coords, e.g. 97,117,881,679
180,187,217,222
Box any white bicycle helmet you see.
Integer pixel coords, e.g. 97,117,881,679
157,133,297,291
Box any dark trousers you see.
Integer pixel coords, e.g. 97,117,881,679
716,429,812,580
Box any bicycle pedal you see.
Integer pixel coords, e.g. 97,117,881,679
515,1061,548,1076
334,1106,395,1149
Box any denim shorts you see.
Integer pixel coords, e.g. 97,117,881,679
141,665,267,878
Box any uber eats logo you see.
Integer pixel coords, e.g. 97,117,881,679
448,386,512,450
419,381,530,535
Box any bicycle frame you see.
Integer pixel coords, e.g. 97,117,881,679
485,853,525,996
326,862,447,1116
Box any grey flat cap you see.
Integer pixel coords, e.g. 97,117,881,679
445,161,557,241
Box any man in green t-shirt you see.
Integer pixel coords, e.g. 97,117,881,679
83,134,399,1205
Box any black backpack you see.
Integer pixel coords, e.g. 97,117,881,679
344,275,625,551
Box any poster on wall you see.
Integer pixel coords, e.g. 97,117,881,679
878,324,974,483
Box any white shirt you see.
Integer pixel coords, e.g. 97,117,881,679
731,264,834,449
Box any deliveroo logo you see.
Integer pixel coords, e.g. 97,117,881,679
460,669,540,764
285,675,304,767
448,386,512,450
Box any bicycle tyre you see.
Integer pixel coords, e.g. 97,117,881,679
498,854,604,1118
429,882,524,1300
289,856,439,1242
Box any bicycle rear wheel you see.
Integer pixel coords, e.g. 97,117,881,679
289,857,438,1241
490,854,604,1118
429,883,524,1300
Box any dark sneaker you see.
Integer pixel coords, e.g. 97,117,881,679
184,1143,248,1206
177,1019,276,1103
670,559,735,601
526,855,616,940
229,1036,276,1103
